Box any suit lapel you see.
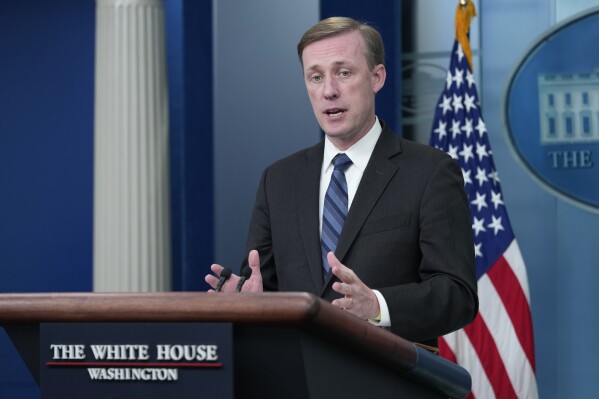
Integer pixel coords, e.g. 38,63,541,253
296,142,326,293
331,127,402,273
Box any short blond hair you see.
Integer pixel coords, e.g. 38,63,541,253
297,16,385,70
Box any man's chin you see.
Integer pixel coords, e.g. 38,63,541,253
323,129,350,140
320,121,349,137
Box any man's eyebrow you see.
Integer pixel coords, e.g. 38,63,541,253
305,60,352,71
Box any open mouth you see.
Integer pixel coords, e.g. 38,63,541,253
324,108,345,117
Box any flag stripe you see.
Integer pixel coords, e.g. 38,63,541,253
479,272,538,398
487,249,536,370
438,336,457,363
440,331,493,399
503,240,532,304
464,313,518,399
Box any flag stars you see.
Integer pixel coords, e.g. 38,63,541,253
476,142,489,161
439,95,452,115
491,190,504,209
475,118,487,137
461,118,474,138
472,217,486,236
488,169,500,186
452,94,464,113
474,242,483,258
462,168,473,186
451,119,462,138
487,215,505,235
445,71,453,90
471,191,488,212
434,120,447,140
475,167,489,186
466,69,475,88
448,144,459,160
459,144,474,163
453,68,464,88
464,93,477,113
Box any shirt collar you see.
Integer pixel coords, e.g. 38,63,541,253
322,117,382,173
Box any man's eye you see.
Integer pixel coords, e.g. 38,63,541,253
311,75,323,82
339,71,350,78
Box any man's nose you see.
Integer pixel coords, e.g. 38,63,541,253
323,77,339,100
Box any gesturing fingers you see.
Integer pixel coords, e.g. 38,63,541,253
332,281,351,296
210,263,224,275
327,252,356,284
248,250,260,269
205,264,241,293
204,264,225,289
326,252,380,320
242,250,264,292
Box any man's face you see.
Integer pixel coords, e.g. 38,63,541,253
302,30,385,150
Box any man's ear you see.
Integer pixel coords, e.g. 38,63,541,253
372,64,386,94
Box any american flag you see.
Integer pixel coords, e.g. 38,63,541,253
429,39,539,398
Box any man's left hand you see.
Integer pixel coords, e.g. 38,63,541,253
328,252,380,320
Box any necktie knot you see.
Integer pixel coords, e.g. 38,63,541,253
333,153,352,172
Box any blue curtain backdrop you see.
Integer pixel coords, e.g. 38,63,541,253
0,1,95,397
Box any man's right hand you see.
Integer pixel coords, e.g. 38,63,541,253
204,250,264,293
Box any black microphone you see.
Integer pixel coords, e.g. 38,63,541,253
215,268,232,292
235,268,252,292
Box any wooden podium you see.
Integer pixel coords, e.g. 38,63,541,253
0,292,471,398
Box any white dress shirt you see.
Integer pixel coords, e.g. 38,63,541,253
319,117,391,327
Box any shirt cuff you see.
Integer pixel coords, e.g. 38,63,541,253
369,289,391,327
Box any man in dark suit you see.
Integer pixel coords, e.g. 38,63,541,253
206,17,477,347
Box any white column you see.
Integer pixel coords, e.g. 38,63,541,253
94,0,170,292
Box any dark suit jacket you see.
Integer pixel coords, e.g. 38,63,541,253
243,123,478,346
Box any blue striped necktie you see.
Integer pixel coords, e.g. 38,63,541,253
321,153,353,280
